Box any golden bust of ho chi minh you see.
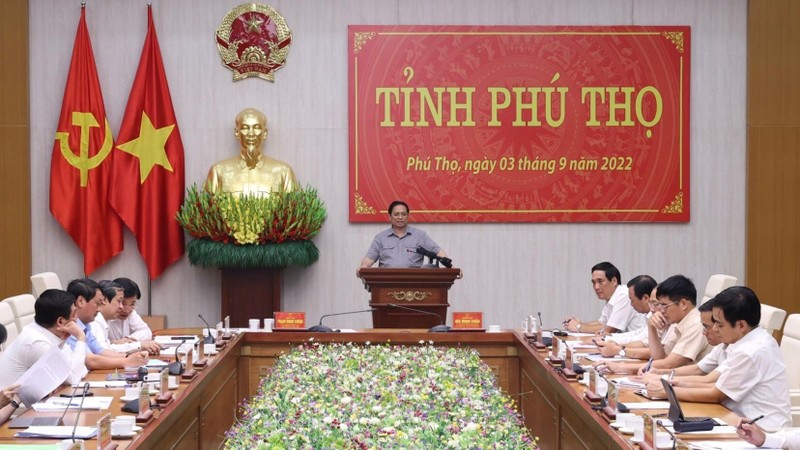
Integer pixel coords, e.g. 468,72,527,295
205,108,298,196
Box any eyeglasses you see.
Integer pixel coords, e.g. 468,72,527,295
655,300,680,311
121,302,138,310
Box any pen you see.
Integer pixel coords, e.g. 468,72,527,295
738,415,765,429
642,357,653,373
668,369,675,381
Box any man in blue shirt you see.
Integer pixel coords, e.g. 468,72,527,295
66,278,148,369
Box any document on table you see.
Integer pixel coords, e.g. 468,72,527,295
619,401,670,410
611,377,646,389
567,332,596,337
14,347,69,408
689,441,779,449
71,380,127,389
15,426,97,439
584,354,641,362
31,396,113,411
146,359,169,367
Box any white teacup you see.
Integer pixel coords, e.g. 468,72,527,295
614,412,634,426
248,319,260,331
625,415,644,430
111,418,134,435
124,387,140,399
632,422,645,441
60,439,84,450
488,324,501,332
263,318,274,331
655,431,674,448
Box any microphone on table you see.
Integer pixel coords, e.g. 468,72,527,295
69,382,91,443
656,420,678,450
198,314,216,344
168,337,192,376
537,311,544,329
387,303,450,333
409,247,453,268
0,323,7,345
48,383,83,427
308,308,376,332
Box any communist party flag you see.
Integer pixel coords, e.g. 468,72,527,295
50,6,123,275
110,5,185,279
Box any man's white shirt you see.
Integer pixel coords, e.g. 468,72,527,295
598,285,646,332
107,310,152,342
0,322,87,387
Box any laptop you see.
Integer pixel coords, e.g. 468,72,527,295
7,415,63,429
660,378,713,423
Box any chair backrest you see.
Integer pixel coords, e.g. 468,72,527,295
30,272,62,297
700,274,738,304
759,303,787,335
4,294,36,330
0,301,20,351
780,314,800,390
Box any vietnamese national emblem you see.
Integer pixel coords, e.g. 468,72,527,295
215,3,292,82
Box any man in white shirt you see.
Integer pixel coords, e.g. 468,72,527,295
564,262,646,334
738,419,800,449
661,286,791,429
0,289,89,420
596,275,657,359
107,278,153,343
91,280,160,354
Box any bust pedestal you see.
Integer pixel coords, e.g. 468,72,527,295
220,268,282,328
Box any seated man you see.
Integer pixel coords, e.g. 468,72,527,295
564,262,646,334
91,280,160,354
0,289,88,422
641,299,727,388
596,275,711,374
654,286,791,429
738,418,800,449
66,278,149,370
107,277,153,343
595,275,658,360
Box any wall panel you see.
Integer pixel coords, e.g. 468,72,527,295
0,0,30,298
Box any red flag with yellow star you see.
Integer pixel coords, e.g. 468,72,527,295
50,6,123,275
110,5,185,279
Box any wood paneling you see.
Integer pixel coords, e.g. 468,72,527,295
747,0,800,324
0,0,30,299
748,0,800,126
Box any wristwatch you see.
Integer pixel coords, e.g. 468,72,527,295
576,323,582,332
618,346,626,357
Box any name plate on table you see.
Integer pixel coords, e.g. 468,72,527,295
603,381,618,420
274,312,306,330
156,368,174,404
561,346,577,379
452,312,483,330
137,384,153,424
549,337,563,366
194,340,208,369
96,412,115,450
585,367,602,403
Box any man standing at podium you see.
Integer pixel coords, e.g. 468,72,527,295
359,200,449,270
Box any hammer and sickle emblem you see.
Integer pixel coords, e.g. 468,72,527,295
54,111,113,187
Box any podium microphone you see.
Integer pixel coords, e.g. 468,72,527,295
69,382,91,443
387,303,450,333
198,314,215,344
308,308,376,332
409,247,453,268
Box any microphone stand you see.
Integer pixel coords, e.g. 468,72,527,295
387,303,450,332
308,308,376,332
656,420,678,450
197,314,216,344
168,337,191,376
69,383,91,443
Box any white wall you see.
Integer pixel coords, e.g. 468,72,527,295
29,0,747,329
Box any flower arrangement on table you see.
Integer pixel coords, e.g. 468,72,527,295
225,341,538,449
176,185,326,269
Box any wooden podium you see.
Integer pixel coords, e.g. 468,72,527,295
358,268,461,328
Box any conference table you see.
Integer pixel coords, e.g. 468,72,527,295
0,328,748,449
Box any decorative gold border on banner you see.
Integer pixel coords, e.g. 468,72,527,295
353,32,376,54
387,291,433,302
354,193,377,214
662,31,685,53
661,191,684,214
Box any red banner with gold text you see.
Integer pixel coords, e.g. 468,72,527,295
349,26,690,222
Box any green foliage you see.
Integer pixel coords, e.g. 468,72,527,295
176,185,326,268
